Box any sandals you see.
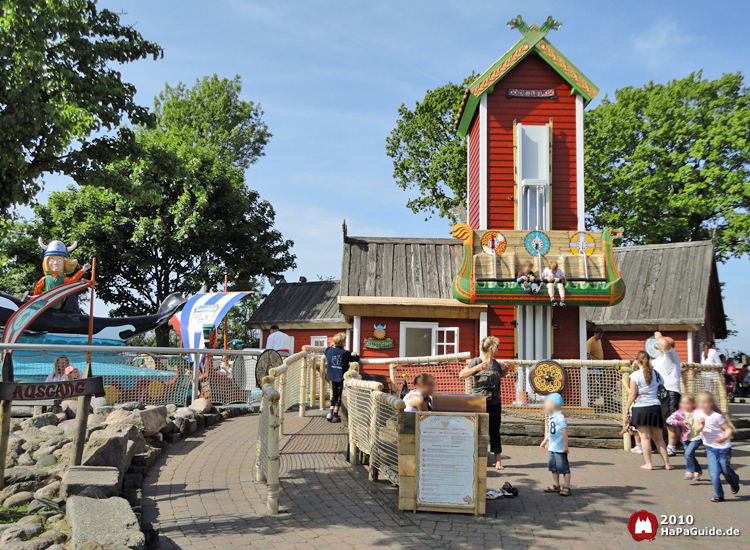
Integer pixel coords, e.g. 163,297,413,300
544,485,560,493
560,486,571,497
711,497,725,503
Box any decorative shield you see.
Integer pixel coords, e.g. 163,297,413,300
529,359,567,395
481,231,507,255
524,231,551,256
569,232,596,257
644,336,661,359
255,349,283,389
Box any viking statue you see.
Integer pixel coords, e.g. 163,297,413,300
34,239,90,308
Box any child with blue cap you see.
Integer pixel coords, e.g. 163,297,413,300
539,392,571,496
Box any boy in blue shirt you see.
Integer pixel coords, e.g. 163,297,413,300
323,333,360,423
539,393,571,496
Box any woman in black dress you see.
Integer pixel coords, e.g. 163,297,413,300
460,336,512,469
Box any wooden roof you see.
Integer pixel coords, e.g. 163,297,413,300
340,235,464,299
247,280,347,329
587,240,727,337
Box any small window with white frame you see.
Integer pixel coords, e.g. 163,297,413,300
310,335,328,348
435,327,459,355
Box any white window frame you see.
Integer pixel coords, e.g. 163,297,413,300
435,327,459,356
310,335,328,348
516,123,551,231
399,322,459,357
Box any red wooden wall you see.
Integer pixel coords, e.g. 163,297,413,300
467,112,481,229
599,330,689,362
357,316,478,380
261,329,341,354
552,307,581,360
485,53,578,231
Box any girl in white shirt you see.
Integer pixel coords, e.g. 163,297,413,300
541,261,566,306
694,392,739,502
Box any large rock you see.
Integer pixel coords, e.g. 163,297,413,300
3,468,53,487
2,541,52,550
0,522,44,544
21,414,58,431
189,398,212,414
132,406,167,437
104,410,134,424
39,426,64,437
3,491,34,508
35,455,57,468
60,466,120,499
90,397,109,409
114,401,142,412
17,453,35,466
67,496,145,550
37,530,66,545
33,482,60,501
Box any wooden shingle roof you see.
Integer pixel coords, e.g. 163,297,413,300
587,240,726,337
247,280,347,329
340,236,464,299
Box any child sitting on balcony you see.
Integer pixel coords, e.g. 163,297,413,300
541,260,566,306
516,260,540,294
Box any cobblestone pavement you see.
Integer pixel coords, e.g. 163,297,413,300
144,410,750,550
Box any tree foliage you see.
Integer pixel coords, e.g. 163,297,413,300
27,76,294,346
0,0,163,221
385,74,476,220
584,72,750,260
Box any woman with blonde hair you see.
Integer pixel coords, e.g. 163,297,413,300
460,336,512,469
625,351,673,470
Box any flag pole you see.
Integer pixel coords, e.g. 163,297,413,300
72,258,96,466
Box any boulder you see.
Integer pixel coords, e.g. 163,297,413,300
60,466,120,499
77,486,107,499
21,442,39,453
132,406,167,437
45,514,64,525
26,499,51,515
33,482,60,501
39,426,63,437
2,541,52,550
54,413,67,424
165,404,177,415
114,401,142,412
17,454,35,466
21,414,58,431
92,406,113,417
189,398,212,414
0,482,42,504
104,410,134,424
60,400,93,419
67,496,145,550
16,515,43,524
37,530,67,545
174,407,194,419
0,522,43,544
90,397,109,409
35,455,57,468
77,543,103,550
8,438,26,457
3,491,34,508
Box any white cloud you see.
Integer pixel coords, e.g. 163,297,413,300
630,21,697,69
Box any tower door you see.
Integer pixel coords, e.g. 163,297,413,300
516,123,552,370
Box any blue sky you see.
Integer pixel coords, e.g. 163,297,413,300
32,1,749,351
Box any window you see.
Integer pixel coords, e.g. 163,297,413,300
399,322,459,357
310,336,328,348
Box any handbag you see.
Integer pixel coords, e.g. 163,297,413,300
655,371,669,402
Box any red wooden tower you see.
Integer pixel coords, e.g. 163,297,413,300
453,15,604,361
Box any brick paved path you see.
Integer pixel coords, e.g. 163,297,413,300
144,410,750,550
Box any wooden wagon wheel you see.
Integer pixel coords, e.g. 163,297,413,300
255,349,283,389
529,359,567,395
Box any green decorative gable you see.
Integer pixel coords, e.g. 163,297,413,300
455,16,599,138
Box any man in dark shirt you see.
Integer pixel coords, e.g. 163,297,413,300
324,332,360,422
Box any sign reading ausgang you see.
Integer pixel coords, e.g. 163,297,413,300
0,377,105,401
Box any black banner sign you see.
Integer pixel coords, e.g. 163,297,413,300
507,88,556,99
0,377,105,401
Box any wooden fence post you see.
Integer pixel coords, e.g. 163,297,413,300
267,397,280,515
309,357,317,409
368,396,379,482
299,354,308,418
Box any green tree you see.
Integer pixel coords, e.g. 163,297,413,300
32,76,294,346
385,74,476,220
0,0,162,221
584,72,750,259
0,219,39,297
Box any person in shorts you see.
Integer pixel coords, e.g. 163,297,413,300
652,331,682,456
324,333,359,423
540,393,571,496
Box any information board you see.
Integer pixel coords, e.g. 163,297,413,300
417,414,477,508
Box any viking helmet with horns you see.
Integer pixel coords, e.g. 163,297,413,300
38,238,78,258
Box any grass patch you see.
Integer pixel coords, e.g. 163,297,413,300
0,506,29,524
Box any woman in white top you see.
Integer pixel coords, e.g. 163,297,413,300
541,261,566,306
701,341,721,365
45,355,69,383
625,351,673,471
403,373,436,413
